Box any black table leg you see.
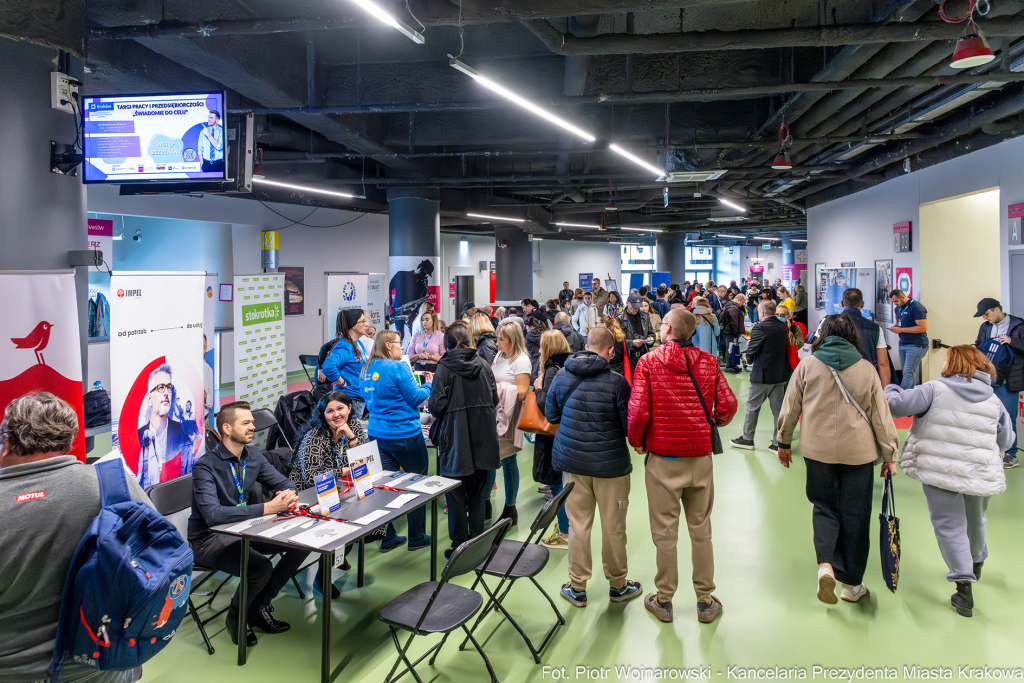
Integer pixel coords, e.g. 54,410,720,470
237,537,249,666
357,538,365,588
431,497,438,582
320,552,332,683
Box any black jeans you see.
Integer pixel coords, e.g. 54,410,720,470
445,469,491,548
803,458,874,586
377,435,429,542
191,534,309,619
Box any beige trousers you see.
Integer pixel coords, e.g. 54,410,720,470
645,454,716,604
565,473,631,592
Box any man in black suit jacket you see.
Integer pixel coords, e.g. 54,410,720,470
731,300,793,452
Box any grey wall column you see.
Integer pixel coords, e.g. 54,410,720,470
781,237,796,285
387,189,440,338
0,37,88,383
494,227,533,304
657,232,687,284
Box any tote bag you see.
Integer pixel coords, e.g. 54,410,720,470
879,472,900,593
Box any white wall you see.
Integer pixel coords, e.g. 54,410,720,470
532,239,621,300
439,234,495,323
807,134,1024,359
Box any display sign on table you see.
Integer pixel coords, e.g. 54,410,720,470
0,271,87,461
110,272,205,488
234,274,287,413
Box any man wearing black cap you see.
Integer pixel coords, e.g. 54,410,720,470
974,298,1024,468
618,292,655,374
461,301,477,320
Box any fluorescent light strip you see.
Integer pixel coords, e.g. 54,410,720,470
792,238,808,242
716,233,746,239
533,237,544,241
467,213,526,223
554,222,601,229
348,0,425,44
252,177,363,199
752,236,777,241
718,198,747,213
450,60,596,141
609,144,665,178
619,227,664,233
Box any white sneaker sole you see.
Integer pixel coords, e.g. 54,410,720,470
841,586,869,603
731,441,755,451
818,573,838,604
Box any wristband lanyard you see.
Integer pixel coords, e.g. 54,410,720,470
229,462,246,506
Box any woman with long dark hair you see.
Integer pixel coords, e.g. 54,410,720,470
606,291,624,317
321,309,369,418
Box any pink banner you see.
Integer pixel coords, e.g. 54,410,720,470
782,263,807,282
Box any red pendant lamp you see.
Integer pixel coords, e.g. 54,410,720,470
771,123,793,170
951,31,994,68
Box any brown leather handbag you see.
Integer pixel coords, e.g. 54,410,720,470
517,391,557,436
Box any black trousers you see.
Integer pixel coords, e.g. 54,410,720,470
445,469,491,548
191,534,310,619
803,458,874,586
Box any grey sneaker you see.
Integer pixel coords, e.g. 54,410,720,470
697,596,723,623
730,436,755,450
644,593,673,622
1004,455,1019,469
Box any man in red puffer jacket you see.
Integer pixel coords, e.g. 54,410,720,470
628,308,737,625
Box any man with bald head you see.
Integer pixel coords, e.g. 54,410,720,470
730,300,793,452
629,308,737,624
553,311,585,352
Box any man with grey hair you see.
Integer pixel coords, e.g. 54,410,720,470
554,311,585,352
0,393,151,683
730,300,793,453
138,363,195,489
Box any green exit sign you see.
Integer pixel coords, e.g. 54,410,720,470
762,244,771,250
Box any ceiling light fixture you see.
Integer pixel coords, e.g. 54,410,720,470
449,59,595,141
619,226,664,233
533,237,544,241
792,238,808,243
771,122,793,170
347,0,425,44
252,177,363,199
752,236,777,241
716,233,747,239
608,144,666,178
718,198,747,213
467,212,526,223
942,0,995,68
553,222,601,229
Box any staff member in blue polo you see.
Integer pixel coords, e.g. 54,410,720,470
322,309,368,418
974,297,1024,469
888,289,928,390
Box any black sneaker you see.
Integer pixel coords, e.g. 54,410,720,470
730,437,755,450
951,581,973,618
768,443,779,454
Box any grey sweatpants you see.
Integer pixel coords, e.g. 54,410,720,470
922,484,990,583
741,382,787,444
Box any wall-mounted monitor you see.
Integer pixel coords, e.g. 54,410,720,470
82,91,228,183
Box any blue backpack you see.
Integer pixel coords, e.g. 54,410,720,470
979,337,1014,370
50,460,193,677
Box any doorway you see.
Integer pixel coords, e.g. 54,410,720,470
454,275,474,322
918,188,1000,381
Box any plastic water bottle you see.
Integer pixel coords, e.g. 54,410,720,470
93,380,104,392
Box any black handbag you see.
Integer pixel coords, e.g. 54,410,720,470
684,360,724,455
879,471,901,593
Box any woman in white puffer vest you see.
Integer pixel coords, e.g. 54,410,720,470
885,345,1015,618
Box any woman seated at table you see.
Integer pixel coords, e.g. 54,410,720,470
289,390,367,598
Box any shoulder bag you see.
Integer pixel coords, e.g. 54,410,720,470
879,471,900,593
683,356,723,454
518,374,585,436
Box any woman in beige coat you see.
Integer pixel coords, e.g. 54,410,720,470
776,314,899,606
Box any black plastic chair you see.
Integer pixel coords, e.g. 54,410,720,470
299,353,319,388
146,474,226,655
378,518,513,683
459,482,574,663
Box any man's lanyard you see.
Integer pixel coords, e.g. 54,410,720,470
229,461,246,506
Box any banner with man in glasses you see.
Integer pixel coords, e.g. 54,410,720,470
110,272,205,487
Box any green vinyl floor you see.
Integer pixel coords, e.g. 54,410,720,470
140,372,1024,683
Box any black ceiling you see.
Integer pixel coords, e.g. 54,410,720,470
45,0,1024,240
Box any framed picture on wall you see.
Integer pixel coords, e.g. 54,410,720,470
874,259,893,323
822,268,857,315
814,263,826,310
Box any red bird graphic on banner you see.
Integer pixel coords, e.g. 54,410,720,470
11,321,54,365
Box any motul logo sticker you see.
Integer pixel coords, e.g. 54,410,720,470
15,491,46,502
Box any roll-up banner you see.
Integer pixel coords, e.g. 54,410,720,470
324,272,367,343
203,273,217,425
0,270,87,461
234,273,287,413
110,271,206,488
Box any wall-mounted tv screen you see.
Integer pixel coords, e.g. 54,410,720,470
82,91,228,183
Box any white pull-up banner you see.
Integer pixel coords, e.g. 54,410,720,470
233,273,287,412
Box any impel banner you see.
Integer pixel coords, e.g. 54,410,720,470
234,274,287,412
0,270,86,461
110,272,205,488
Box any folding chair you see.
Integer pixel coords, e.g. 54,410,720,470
378,519,513,683
146,474,228,655
299,354,319,388
460,482,575,663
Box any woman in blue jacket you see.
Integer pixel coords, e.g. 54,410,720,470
321,309,369,418
361,329,433,551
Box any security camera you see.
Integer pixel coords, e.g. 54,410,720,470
133,229,142,242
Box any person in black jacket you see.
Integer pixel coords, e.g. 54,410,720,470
974,297,1024,468
427,323,500,556
469,312,499,364
525,313,548,380
717,294,747,373
553,312,585,352
544,328,642,608
731,300,793,452
533,331,573,549
618,292,655,374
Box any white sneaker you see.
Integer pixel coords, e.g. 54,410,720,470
817,565,838,605
841,584,869,603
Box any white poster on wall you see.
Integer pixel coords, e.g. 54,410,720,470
0,270,87,461
110,271,205,489
234,273,287,413
324,272,368,342
367,273,386,331
203,273,217,424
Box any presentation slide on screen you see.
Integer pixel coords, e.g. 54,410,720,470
82,92,226,182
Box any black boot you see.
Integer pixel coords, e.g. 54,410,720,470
498,504,518,526
485,500,492,520
973,561,984,580
226,611,258,647
951,581,974,618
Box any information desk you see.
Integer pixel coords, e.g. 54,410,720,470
211,471,461,683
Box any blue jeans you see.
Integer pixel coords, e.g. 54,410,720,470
347,396,366,421
549,481,569,535
501,454,520,507
994,383,1020,457
899,344,927,390
376,435,428,542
